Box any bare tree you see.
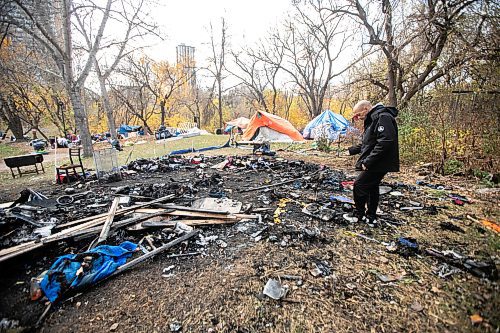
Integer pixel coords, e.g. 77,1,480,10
207,18,227,129
178,87,215,128
229,46,283,114
111,55,192,132
257,1,367,118
323,0,486,106
74,0,158,140
2,0,113,156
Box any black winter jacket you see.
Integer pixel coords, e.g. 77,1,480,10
348,104,400,172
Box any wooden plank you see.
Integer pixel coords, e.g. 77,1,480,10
0,241,38,256
66,212,171,238
88,197,120,250
154,203,230,215
174,219,237,226
144,219,234,227
0,242,45,263
0,196,175,263
57,195,175,229
0,202,14,209
97,197,120,243
135,208,240,220
234,213,260,219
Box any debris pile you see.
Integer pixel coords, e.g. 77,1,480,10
0,153,497,330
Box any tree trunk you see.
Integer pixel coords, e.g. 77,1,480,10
383,0,397,107
386,59,397,107
7,114,23,139
217,77,223,129
96,69,117,140
70,86,93,157
140,118,151,135
160,100,166,127
0,96,24,139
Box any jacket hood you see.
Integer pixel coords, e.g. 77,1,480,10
369,104,399,119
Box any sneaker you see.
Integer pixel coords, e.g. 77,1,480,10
343,213,364,223
366,215,378,227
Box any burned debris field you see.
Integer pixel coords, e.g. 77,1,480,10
0,154,498,332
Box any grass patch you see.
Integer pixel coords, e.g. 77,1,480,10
0,135,233,186
117,134,229,163
0,135,314,187
0,142,32,159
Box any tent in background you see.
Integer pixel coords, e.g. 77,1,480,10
117,124,143,138
242,110,304,142
303,110,353,141
224,117,250,133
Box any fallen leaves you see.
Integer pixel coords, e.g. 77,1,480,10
470,314,483,325
410,301,424,312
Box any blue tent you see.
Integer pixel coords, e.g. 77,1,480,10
118,124,143,137
303,110,353,141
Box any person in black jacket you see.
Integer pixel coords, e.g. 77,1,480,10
344,100,400,225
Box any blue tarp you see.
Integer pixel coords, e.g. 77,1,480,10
40,241,137,303
118,124,142,134
303,110,353,141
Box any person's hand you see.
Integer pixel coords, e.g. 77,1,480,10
361,163,367,170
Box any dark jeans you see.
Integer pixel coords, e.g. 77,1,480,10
353,171,387,218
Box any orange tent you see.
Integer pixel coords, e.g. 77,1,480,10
242,110,304,141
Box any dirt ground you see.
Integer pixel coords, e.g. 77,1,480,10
0,150,498,333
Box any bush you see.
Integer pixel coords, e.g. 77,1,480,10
444,159,464,175
316,136,331,152
472,169,497,187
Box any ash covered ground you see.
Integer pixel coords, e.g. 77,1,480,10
0,153,498,333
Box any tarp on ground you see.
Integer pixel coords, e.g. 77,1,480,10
242,110,304,142
169,138,230,155
303,110,353,141
118,124,142,134
225,117,250,133
40,241,137,303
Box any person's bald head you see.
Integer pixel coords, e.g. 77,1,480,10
352,100,373,121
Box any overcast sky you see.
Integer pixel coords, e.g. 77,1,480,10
147,0,293,66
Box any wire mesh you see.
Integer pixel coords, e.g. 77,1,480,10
93,148,121,180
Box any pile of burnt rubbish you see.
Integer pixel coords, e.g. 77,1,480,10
0,154,497,321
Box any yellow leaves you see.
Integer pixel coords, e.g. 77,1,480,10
273,198,307,224
273,198,292,224
287,105,309,129
165,114,184,128
480,219,500,234
2,36,11,47
88,111,108,133
470,314,483,325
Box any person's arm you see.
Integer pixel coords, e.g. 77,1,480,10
362,114,397,169
348,144,362,155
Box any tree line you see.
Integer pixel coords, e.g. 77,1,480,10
0,0,497,171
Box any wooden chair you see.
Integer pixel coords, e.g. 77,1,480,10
56,148,86,184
